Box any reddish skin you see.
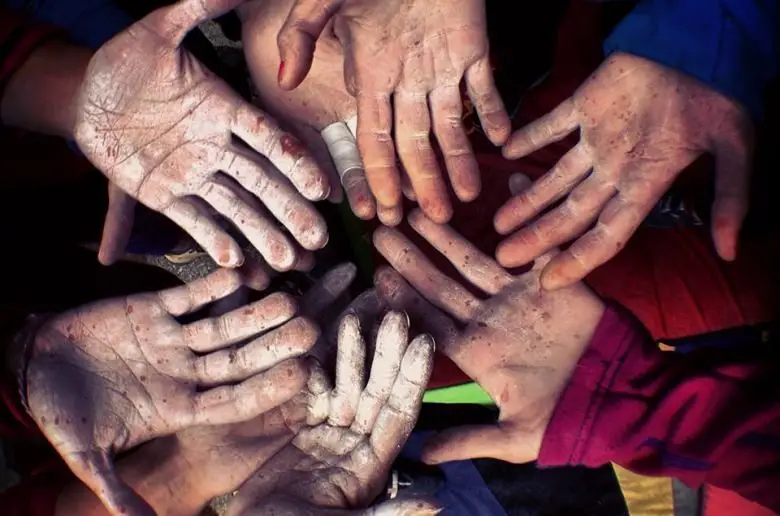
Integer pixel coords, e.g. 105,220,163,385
278,60,286,84
280,134,307,160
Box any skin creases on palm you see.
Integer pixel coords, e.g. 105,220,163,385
75,0,330,272
25,267,316,516
228,311,435,515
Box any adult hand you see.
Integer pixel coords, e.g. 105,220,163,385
239,0,377,219
25,268,317,515
373,180,605,463
226,311,436,515
276,0,511,225
495,52,753,290
75,0,330,271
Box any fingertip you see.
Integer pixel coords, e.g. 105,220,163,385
419,198,453,225
494,238,521,268
539,265,571,291
377,204,403,226
265,291,299,318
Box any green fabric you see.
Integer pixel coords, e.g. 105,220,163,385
424,382,495,406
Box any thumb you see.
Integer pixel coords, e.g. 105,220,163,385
421,424,519,464
360,498,442,515
98,183,135,265
68,450,155,516
277,0,345,90
711,138,752,262
146,0,247,45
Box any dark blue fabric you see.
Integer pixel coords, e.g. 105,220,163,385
401,432,508,516
4,0,132,48
604,0,780,120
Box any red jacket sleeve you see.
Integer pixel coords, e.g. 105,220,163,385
0,10,60,120
538,306,780,512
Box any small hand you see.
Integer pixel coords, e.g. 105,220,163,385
275,0,511,225
227,310,435,515
495,52,753,289
75,0,330,271
239,0,376,219
373,179,605,463
27,268,316,515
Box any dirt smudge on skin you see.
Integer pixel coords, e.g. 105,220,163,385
280,134,305,160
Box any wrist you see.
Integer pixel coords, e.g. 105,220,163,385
1,40,92,138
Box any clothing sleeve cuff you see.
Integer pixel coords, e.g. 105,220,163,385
537,304,647,468
603,0,777,120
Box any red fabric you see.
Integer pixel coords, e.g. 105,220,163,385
704,485,777,516
538,306,780,513
0,463,68,516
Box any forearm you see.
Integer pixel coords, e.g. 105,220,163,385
55,439,206,516
539,306,780,511
1,39,92,138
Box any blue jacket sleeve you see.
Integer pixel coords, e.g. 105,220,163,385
604,0,780,120
2,0,132,49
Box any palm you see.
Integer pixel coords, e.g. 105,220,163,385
25,269,313,515
496,52,752,289
75,0,330,270
373,207,605,463
229,312,434,515
277,0,510,225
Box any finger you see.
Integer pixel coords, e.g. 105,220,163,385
222,152,328,251
199,179,298,271
157,268,243,316
300,263,358,319
323,120,376,219
319,289,386,365
292,120,344,204
377,203,404,226
361,498,442,516
192,317,319,385
495,173,617,268
540,194,651,290
356,92,402,211
421,424,517,464
182,292,297,352
162,198,243,267
145,0,245,45
508,172,534,196
395,90,452,223
231,104,330,201
374,267,459,354
294,250,316,271
711,139,752,261
65,450,154,516
238,258,272,291
373,226,482,321
465,56,511,146
190,358,307,425
502,98,579,159
429,85,480,202
329,313,366,426
276,0,344,89
98,184,135,266
306,357,333,425
494,144,592,234
369,334,434,462
351,311,409,434
408,209,512,295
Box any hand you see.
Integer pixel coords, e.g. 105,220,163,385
239,0,376,219
75,0,330,271
26,268,317,515
373,185,605,463
227,311,435,515
495,52,753,290
276,0,511,225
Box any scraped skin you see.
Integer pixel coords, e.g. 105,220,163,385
274,0,511,225
227,311,436,516
26,268,317,516
373,180,605,464
495,52,753,290
74,0,330,271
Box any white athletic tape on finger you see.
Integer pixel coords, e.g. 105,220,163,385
322,120,363,183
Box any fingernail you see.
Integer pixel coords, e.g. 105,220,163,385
277,60,286,84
